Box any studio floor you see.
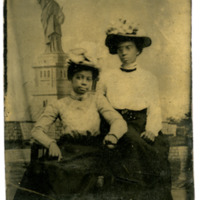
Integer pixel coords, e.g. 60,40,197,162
5,149,193,200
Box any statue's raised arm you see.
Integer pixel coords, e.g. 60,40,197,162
38,0,65,53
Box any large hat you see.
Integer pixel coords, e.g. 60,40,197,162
68,48,97,67
105,19,152,54
67,48,99,80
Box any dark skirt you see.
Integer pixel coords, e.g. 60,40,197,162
13,134,113,200
103,108,173,200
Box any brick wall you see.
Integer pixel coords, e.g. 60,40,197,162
4,121,193,188
4,121,191,145
4,121,192,166
4,121,64,142
5,122,23,141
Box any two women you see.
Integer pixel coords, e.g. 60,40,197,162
15,19,172,200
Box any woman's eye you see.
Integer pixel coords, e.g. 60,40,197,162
118,48,122,52
127,45,134,50
87,78,92,81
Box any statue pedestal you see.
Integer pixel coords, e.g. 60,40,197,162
31,53,71,120
37,53,68,66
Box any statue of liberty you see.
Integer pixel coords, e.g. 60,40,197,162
38,0,65,53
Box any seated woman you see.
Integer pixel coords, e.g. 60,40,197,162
14,49,127,200
97,19,173,200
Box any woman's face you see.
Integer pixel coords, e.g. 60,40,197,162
117,41,139,66
71,70,93,95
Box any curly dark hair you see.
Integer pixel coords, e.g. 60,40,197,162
67,62,99,81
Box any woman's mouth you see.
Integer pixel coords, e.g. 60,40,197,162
79,87,87,91
121,57,129,62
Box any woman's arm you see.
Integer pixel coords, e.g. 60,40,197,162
145,77,162,137
31,103,59,148
96,94,128,140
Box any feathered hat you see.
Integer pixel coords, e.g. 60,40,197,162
105,19,152,54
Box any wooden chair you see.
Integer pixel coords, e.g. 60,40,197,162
30,142,48,162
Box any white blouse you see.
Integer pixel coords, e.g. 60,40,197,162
31,92,127,148
98,63,162,136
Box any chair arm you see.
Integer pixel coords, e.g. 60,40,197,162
30,142,48,162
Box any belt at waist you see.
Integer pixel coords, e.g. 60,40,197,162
116,108,147,122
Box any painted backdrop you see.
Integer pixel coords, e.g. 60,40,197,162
6,0,191,122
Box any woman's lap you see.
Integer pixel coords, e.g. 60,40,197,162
104,128,172,200
14,136,108,199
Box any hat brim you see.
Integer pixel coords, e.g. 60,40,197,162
105,34,152,54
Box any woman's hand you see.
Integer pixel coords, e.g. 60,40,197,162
103,134,118,149
140,131,155,143
49,142,63,161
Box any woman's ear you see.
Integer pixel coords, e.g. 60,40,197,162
136,51,140,56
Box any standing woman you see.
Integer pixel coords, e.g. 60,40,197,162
100,19,173,200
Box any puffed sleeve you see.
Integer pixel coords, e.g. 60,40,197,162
31,102,59,148
96,94,127,139
145,77,162,136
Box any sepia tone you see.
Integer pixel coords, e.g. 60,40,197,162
4,0,193,200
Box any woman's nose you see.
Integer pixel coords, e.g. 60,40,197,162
121,48,127,55
81,79,87,85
